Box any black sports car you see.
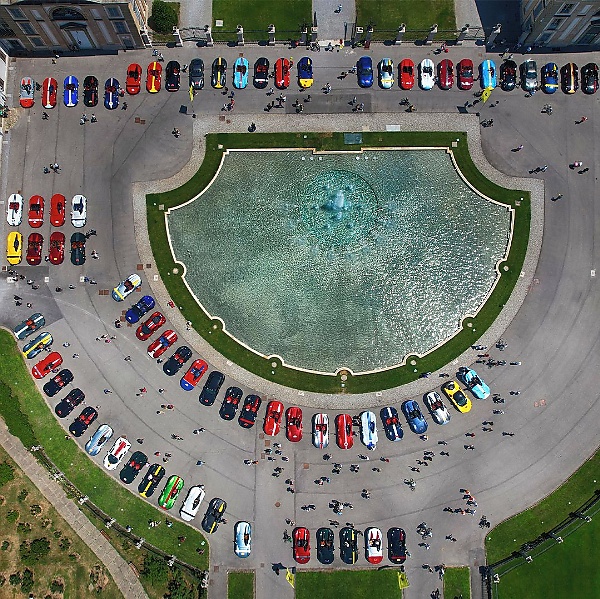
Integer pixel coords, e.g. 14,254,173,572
83,75,98,107
43,368,73,397
211,57,227,89
201,497,227,534
340,527,358,564
238,394,262,428
70,232,86,266
387,527,407,564
253,57,269,89
500,60,517,91
138,463,165,498
199,370,225,406
165,60,181,91
581,62,598,94
120,451,148,484
68,406,98,437
163,346,192,376
219,386,243,420
55,388,85,418
189,58,204,90
316,527,335,564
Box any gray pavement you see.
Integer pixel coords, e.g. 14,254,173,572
313,0,354,42
1,42,600,599
179,0,212,29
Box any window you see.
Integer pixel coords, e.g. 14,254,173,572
90,9,102,20
7,8,26,20
30,36,45,47
547,17,564,29
113,20,129,34
557,3,576,14
30,10,44,21
536,31,554,43
105,6,123,19
51,7,85,20
0,17,14,36
18,22,37,35
533,1,544,19
6,39,26,50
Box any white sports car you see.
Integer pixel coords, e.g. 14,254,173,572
103,436,131,470
360,410,378,450
71,195,87,228
312,413,329,449
7,194,23,226
424,391,451,425
234,521,252,558
365,527,384,564
419,58,435,90
180,485,205,521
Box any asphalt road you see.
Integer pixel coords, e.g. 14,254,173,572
2,42,600,599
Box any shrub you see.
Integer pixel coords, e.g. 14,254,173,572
50,579,64,593
150,0,177,33
17,488,28,502
41,517,51,528
6,509,18,522
142,553,169,584
0,461,15,487
0,573,5,586
9,572,20,586
17,522,31,534
0,381,37,448
59,536,71,551
20,568,33,593
1,540,9,550
20,536,51,563
30,504,42,516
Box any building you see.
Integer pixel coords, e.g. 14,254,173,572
0,0,150,56
520,0,600,47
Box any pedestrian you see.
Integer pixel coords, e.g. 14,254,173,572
514,144,523,151
72,353,79,359
136,438,144,444
581,167,590,173
465,432,476,437
91,114,97,123
336,3,342,12
580,116,588,123
465,444,475,450
502,431,515,436
103,389,112,394
158,388,165,394
124,356,132,361
122,102,128,110
438,440,448,445
540,165,548,172
420,434,428,441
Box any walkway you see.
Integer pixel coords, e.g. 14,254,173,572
314,0,354,42
179,0,212,29
0,421,149,599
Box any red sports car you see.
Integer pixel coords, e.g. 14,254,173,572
26,233,43,266
147,329,177,358
293,527,311,564
126,63,142,95
136,311,166,341
50,193,66,227
32,351,63,379
336,413,353,449
28,195,44,228
263,400,284,436
457,59,474,90
48,231,65,265
275,58,290,89
146,61,162,93
180,358,208,391
399,59,415,90
42,77,57,109
286,406,303,442
438,59,454,90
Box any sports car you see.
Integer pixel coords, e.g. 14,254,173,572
457,59,474,90
313,413,329,449
146,61,162,93
158,475,184,510
55,388,85,418
399,58,415,90
180,485,205,521
180,358,208,391
561,62,578,93
32,351,61,379
104,78,119,109
126,63,142,94
27,195,44,228
340,526,358,564
6,231,22,265
419,58,435,90
438,58,454,89
360,410,378,450
19,77,34,108
298,56,313,88
275,58,290,89
50,193,66,226
7,193,23,226
26,233,43,266
520,59,538,92
163,345,192,376
293,527,310,564
43,368,73,397
253,57,269,89
71,194,87,228
42,77,57,109
14,312,45,341
201,497,226,533
238,394,262,428
380,406,403,441
234,521,252,558
233,57,249,89
63,75,78,107
165,60,181,91
85,424,113,456
138,463,165,498
199,370,225,405
581,62,598,94
219,386,243,420
70,232,86,266
500,60,517,91
541,62,559,94
136,311,166,341
316,527,335,564
263,400,284,436
378,58,394,89
112,273,142,302
401,400,428,434
357,55,373,88
125,295,156,324
103,436,131,471
442,380,472,413
387,527,407,564
22,331,53,359
189,58,204,90
83,75,98,107
147,330,177,358
458,367,490,399
286,406,303,442
481,59,497,89
211,57,227,89
119,450,147,484
365,527,383,564
335,413,353,449
68,406,98,437
424,391,451,424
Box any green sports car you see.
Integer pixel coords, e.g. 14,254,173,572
158,475,184,510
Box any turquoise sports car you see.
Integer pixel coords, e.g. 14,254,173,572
458,367,490,399
233,57,249,89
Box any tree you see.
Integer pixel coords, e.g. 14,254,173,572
20,536,51,564
0,461,15,487
20,568,33,593
150,0,177,34
165,569,196,599
141,554,169,584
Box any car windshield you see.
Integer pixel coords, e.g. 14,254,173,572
462,66,473,76
424,67,432,75
404,65,413,75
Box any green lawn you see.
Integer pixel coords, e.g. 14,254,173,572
444,566,470,598
296,569,403,598
147,131,529,394
228,571,254,599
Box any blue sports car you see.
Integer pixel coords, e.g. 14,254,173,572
125,295,155,324
63,75,78,107
401,400,428,435
233,57,249,89
458,367,490,399
541,62,559,94
480,60,497,89
104,78,119,110
380,406,403,441
357,56,374,88
298,56,313,88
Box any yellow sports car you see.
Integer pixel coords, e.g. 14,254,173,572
441,380,472,413
7,231,22,265
22,331,53,359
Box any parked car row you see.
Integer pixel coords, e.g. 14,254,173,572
6,193,85,228
7,230,87,266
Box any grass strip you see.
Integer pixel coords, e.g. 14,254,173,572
296,569,403,598
443,566,471,598
228,571,255,599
